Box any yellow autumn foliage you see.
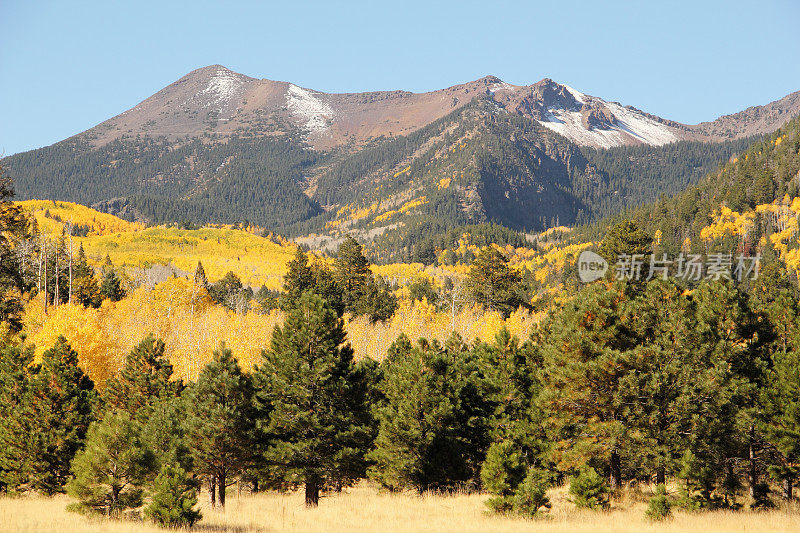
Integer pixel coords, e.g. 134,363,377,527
374,196,429,224
79,227,295,289
20,200,298,289
17,200,144,235
24,277,284,385
346,298,540,363
700,206,754,242
23,277,542,386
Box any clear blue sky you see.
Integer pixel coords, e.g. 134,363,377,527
1,0,799,156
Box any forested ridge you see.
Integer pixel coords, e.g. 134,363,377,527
2,97,763,266
578,113,800,255
4,133,323,229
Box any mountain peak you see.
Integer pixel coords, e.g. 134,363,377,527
58,65,800,152
478,75,503,84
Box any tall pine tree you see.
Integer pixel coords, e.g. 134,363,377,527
184,344,254,507
103,335,179,419
255,291,371,506
25,336,96,493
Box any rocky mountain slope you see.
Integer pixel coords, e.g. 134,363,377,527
2,65,798,258
77,65,800,151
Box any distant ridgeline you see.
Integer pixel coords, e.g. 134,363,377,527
2,97,759,265
5,134,323,230
578,113,800,267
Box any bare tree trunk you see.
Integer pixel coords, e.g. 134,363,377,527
68,226,73,305
54,243,60,307
209,475,216,508
783,476,793,501
748,428,757,499
43,240,48,312
37,241,42,293
656,466,666,486
305,476,320,507
218,470,226,508
610,450,622,493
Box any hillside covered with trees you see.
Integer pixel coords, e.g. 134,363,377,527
3,97,758,265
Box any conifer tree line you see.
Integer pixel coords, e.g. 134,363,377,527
2,229,799,523
2,151,800,525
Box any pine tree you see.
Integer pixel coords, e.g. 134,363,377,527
210,271,245,311
662,280,764,508
280,248,315,311
67,410,154,516
481,440,527,512
103,335,179,419
479,329,550,513
333,236,372,314
140,395,193,474
539,282,636,493
0,170,30,331
569,467,610,510
645,484,672,521
99,269,125,301
0,343,35,491
692,280,766,506
597,219,652,264
465,247,527,317
310,261,345,316
255,291,372,506
144,464,202,527
368,333,491,492
761,290,800,501
627,280,700,484
72,245,101,308
331,236,396,320
360,276,398,322
25,336,96,494
512,469,551,517
184,344,254,508
193,261,209,289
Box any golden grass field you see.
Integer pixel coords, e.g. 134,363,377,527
1,483,797,533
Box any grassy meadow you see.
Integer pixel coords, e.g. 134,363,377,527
2,483,797,533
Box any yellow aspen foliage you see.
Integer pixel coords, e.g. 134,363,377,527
78,226,296,289
392,166,410,178
757,198,800,258
700,206,754,242
374,197,428,223
23,278,284,385
17,200,144,235
21,200,298,289
344,298,540,362
26,301,118,385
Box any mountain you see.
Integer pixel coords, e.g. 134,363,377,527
585,112,800,250
71,65,800,151
3,65,798,259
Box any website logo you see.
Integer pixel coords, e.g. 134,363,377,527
578,250,608,282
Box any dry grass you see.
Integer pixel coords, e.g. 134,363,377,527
1,483,796,533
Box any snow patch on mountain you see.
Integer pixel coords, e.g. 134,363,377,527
537,90,678,148
197,69,245,113
564,85,586,105
539,109,627,149
603,102,679,145
489,81,514,94
286,84,335,134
